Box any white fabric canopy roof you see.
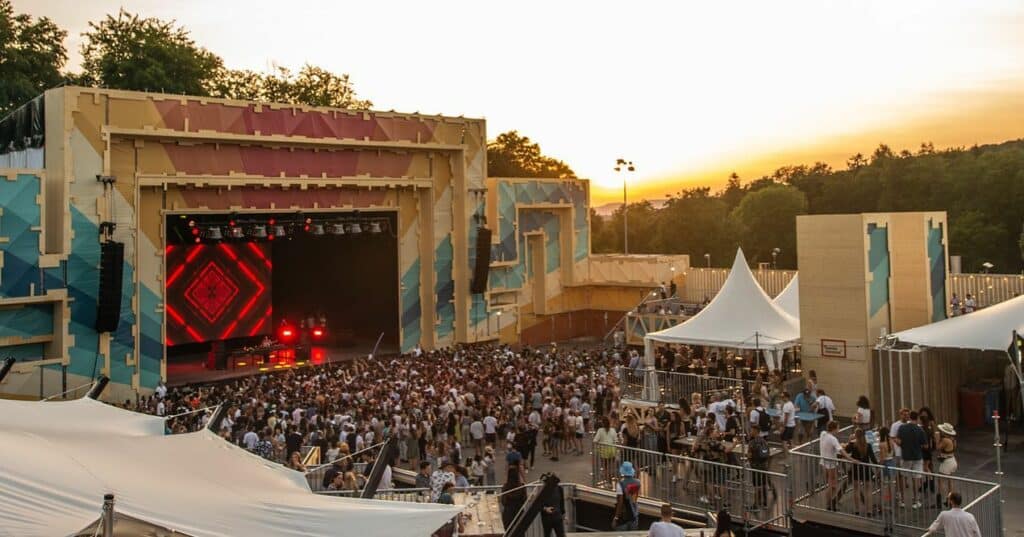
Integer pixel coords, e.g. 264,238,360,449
772,274,800,320
889,294,1024,352
0,398,458,537
645,248,800,350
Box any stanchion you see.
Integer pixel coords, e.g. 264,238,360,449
994,411,1005,519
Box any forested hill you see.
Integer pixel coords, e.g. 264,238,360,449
592,139,1024,273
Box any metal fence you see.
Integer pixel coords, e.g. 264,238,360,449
592,443,790,533
790,428,1002,536
618,368,755,407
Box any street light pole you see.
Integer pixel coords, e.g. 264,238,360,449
615,159,635,255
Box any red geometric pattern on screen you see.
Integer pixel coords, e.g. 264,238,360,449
183,261,239,323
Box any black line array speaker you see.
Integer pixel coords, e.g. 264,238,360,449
94,241,124,333
470,227,492,294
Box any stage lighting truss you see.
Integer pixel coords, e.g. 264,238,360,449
184,214,394,243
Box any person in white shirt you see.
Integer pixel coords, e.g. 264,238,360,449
854,395,872,429
648,503,684,537
812,389,835,432
241,426,259,450
927,492,981,537
483,414,498,447
819,421,851,511
780,391,796,449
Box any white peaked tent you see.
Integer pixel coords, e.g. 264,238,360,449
0,398,459,537
772,274,800,320
889,293,1024,351
645,249,800,369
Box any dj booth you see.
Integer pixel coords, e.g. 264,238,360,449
207,342,309,370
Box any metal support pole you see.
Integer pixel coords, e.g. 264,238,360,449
86,376,110,400
623,175,628,255
101,493,115,537
0,357,15,382
994,412,1004,489
898,350,905,411
908,352,915,411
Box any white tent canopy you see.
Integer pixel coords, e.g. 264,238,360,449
0,398,459,537
772,274,799,320
889,293,1024,351
645,248,800,351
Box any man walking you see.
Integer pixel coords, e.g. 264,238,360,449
926,491,981,536
895,410,928,509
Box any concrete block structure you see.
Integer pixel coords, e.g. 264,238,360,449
0,87,681,400
796,212,948,415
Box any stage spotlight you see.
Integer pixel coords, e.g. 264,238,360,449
313,328,323,337
268,217,276,226
206,226,223,240
251,225,268,239
228,225,244,239
191,227,200,237
330,223,345,235
272,225,287,238
187,219,196,228
311,224,325,236
350,222,363,234
368,221,382,234
194,236,201,244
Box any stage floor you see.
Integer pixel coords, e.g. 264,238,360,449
165,340,398,387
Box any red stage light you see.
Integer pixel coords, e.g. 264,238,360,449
229,220,236,227
282,329,293,337
313,328,323,337
194,236,201,244
267,234,275,241
268,217,276,226
191,227,200,236
303,224,310,232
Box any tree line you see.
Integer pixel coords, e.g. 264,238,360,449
593,141,1024,273
0,2,369,114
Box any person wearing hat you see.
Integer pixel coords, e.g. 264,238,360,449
936,422,958,507
613,461,642,530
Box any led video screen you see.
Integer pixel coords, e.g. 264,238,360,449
165,243,272,345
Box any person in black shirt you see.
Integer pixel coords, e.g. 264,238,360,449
285,425,303,459
500,467,527,529
895,411,928,509
539,476,566,537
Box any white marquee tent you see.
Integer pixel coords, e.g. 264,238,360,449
0,397,459,537
645,248,800,358
889,293,1024,351
772,274,799,320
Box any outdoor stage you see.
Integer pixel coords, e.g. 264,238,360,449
165,339,398,386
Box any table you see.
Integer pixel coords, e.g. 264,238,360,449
454,492,503,536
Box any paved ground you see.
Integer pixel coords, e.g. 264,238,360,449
443,424,1024,535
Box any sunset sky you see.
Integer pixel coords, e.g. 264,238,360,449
20,0,1024,203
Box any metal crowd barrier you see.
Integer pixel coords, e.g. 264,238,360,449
789,428,1002,536
592,442,790,532
618,368,756,407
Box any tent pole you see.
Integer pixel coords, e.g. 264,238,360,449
898,350,905,411
877,350,886,426
884,350,892,422
921,351,927,419
908,352,915,411
0,357,15,382
101,493,115,537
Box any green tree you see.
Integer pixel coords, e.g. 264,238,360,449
0,0,67,114
651,187,742,266
78,10,223,95
949,210,1009,272
731,185,807,268
487,131,576,178
212,64,371,109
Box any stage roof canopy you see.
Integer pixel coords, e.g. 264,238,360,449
888,294,1024,352
645,248,800,351
0,398,458,537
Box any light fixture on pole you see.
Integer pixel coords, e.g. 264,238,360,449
772,247,781,269
704,253,711,268
982,261,994,273
614,158,635,255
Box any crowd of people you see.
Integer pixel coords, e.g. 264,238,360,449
138,343,627,494
131,339,985,536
